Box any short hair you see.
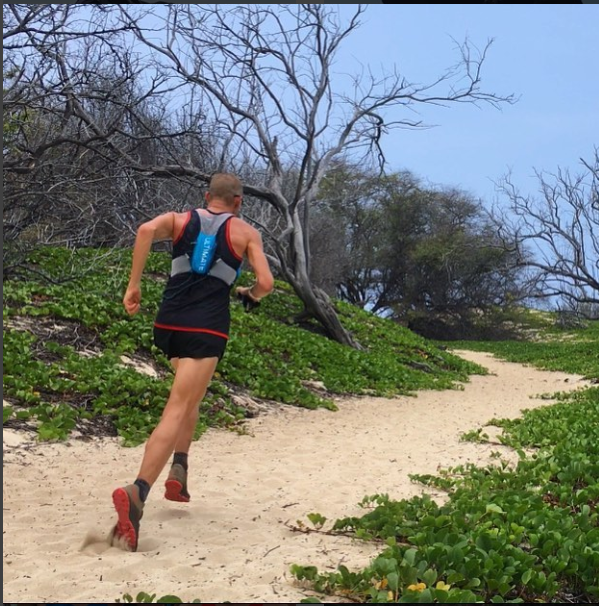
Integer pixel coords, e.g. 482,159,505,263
209,173,243,206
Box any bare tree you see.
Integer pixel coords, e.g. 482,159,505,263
4,4,515,347
494,150,599,312
109,3,514,348
3,4,217,277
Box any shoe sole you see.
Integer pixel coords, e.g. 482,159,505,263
164,479,190,503
112,488,139,551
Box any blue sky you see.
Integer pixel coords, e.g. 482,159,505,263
332,4,598,206
77,3,597,207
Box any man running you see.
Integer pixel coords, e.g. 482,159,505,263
112,173,274,551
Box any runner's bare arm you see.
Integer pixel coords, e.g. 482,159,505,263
238,228,274,301
123,213,178,316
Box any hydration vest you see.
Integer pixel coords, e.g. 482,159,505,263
170,211,241,286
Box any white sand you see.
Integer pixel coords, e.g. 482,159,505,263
2,351,591,603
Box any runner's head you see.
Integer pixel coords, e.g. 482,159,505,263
206,173,243,213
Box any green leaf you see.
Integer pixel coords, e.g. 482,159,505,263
388,571,400,592
522,570,533,585
403,548,418,567
422,569,438,587
135,592,156,603
3,406,14,424
307,512,327,528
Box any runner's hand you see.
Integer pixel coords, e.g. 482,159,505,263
235,286,261,312
123,286,141,316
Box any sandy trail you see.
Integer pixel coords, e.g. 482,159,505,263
2,350,591,603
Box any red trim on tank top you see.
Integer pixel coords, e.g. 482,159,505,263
226,219,243,261
154,323,229,340
173,211,192,245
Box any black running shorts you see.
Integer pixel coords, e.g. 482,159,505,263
153,327,227,361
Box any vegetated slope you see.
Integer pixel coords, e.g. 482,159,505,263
3,247,484,445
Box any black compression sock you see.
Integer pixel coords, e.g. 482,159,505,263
134,478,151,503
173,452,189,472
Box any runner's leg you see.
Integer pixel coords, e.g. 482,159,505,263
137,356,218,487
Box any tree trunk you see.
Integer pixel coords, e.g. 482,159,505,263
310,287,364,349
283,208,363,349
289,273,363,349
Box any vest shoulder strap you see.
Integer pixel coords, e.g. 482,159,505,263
196,210,234,235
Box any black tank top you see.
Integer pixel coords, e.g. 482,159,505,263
154,210,242,338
